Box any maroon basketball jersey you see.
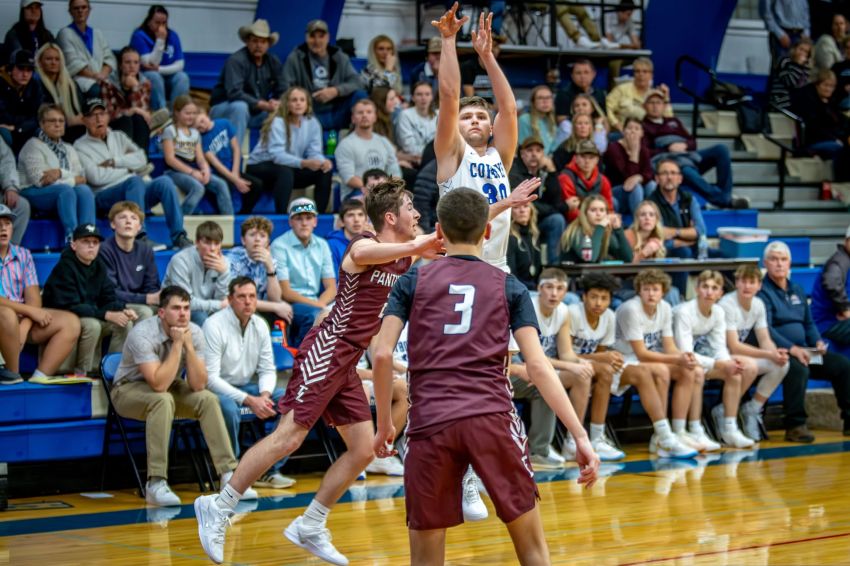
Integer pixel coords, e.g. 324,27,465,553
318,233,412,349
406,256,514,439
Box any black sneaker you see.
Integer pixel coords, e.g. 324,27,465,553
137,233,168,252
0,366,23,385
173,234,194,249
730,196,750,209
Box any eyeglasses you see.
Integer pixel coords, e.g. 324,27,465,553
42,118,65,124
657,171,681,176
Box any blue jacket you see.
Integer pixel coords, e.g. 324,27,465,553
758,276,821,349
325,229,350,277
811,244,850,334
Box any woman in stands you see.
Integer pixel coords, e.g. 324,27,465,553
791,68,850,181
553,108,607,171
36,43,86,142
560,195,632,264
3,0,54,64
56,0,117,95
518,85,560,155
361,34,403,94
17,104,95,243
245,86,333,214
161,94,233,215
395,81,437,164
604,117,654,216
625,200,666,261
129,4,191,111
507,202,542,290
769,38,812,110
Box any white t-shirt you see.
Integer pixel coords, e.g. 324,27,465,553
673,299,731,372
719,292,768,343
614,296,673,357
533,300,569,359
568,303,616,355
439,143,511,271
162,124,200,163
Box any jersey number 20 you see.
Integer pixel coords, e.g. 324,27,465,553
443,284,476,335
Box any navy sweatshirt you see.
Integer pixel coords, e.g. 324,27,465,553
99,237,160,305
758,276,821,349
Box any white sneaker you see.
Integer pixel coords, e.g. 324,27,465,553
561,437,577,461
721,427,756,449
740,401,764,442
676,430,707,452
592,435,626,461
221,471,258,500
145,479,181,506
365,455,405,476
284,515,349,566
655,434,698,459
194,494,233,564
254,471,296,489
530,453,564,470
462,468,488,522
547,445,565,464
600,37,620,49
687,424,722,452
710,404,726,440
577,36,600,49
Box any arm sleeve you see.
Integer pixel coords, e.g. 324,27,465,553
274,246,290,282
267,119,302,168
18,145,47,187
760,289,795,349
803,297,822,345
320,242,336,280
396,112,419,155
100,33,117,70
334,138,357,183
821,260,850,312
256,329,277,394
661,304,674,338
111,132,148,171
383,268,418,323
0,139,21,190
57,29,87,76
158,59,184,75
98,272,125,316
690,198,707,237
142,37,165,66
602,311,616,347
609,228,634,262
673,307,695,353
334,56,363,97
506,275,540,332
710,313,731,360
760,0,784,38
203,322,249,404
305,119,325,160
383,138,402,177
222,57,258,108
619,302,644,342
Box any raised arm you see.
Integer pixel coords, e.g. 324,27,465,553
432,3,468,183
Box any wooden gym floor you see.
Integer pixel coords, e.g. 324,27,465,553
2,432,850,565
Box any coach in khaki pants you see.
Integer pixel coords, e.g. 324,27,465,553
111,285,258,506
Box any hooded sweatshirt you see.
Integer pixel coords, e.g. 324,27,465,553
42,247,125,319
557,157,613,222
325,229,351,276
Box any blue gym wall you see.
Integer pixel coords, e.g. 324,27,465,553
256,0,347,63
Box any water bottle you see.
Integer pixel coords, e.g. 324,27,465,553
581,234,593,262
697,234,709,260
270,321,290,370
326,130,338,156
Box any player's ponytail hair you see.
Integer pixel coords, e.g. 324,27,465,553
366,178,412,232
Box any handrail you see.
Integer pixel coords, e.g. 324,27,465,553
759,104,805,210
674,55,717,136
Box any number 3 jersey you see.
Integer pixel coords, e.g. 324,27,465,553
439,144,511,271
383,255,539,439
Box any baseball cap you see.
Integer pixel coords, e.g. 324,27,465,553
10,48,34,69
72,223,104,241
575,139,600,156
306,19,329,34
426,37,442,53
0,204,16,221
288,197,318,216
21,0,41,7
83,97,107,116
520,136,544,150
644,89,666,103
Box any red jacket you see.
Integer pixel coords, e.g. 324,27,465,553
558,158,614,222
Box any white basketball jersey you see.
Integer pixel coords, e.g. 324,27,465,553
439,143,511,271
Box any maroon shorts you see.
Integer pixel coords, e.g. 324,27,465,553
404,412,539,530
278,327,372,429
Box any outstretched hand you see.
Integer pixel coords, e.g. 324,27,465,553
373,425,397,459
431,2,468,39
506,177,541,208
574,436,600,489
470,11,493,57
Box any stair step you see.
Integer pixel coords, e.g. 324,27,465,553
696,137,737,151
758,211,849,229
748,199,846,210
734,186,821,201
811,239,843,264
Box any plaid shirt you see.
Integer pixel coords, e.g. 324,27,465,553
101,77,152,120
226,246,284,301
0,245,38,303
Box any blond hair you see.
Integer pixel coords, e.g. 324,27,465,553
634,268,671,294
260,86,314,146
509,204,540,254
560,195,610,259
696,269,724,287
628,200,666,259
35,43,82,120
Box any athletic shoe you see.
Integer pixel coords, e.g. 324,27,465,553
561,436,577,461
721,427,756,449
599,37,620,49
173,234,194,249
195,494,233,564
687,424,722,452
653,434,698,459
365,455,404,476
577,36,600,49
785,425,815,443
592,434,626,461
740,401,764,442
462,468,488,522
0,366,23,385
145,479,181,506
221,471,258,500
710,404,726,439
284,515,349,566
135,233,167,252
530,453,564,470
731,196,750,209
254,471,296,489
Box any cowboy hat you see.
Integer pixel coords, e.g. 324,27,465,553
238,19,279,46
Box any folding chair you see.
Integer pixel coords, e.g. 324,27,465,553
99,352,216,497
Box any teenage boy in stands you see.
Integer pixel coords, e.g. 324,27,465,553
226,216,293,324
163,221,232,327
327,199,368,274
196,109,260,201
42,223,137,376
570,272,697,458
100,201,160,322
613,269,706,452
672,270,758,449
509,267,598,469
720,264,790,441
0,204,80,383
203,276,295,491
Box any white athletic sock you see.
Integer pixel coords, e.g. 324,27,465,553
688,420,702,432
747,398,765,410
217,483,241,511
302,499,330,529
31,369,47,378
589,423,606,441
671,419,686,433
723,417,738,432
653,419,673,439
